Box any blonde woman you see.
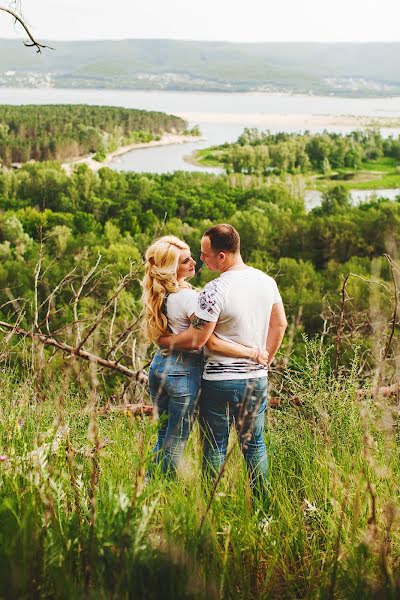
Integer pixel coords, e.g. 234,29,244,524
142,235,268,475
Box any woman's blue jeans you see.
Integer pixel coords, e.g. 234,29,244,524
148,350,202,475
199,377,269,493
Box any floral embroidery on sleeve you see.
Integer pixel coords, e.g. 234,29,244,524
198,280,219,315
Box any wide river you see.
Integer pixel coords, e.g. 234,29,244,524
2,88,400,183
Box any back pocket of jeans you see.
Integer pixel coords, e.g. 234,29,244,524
166,372,190,397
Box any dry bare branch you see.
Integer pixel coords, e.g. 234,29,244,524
382,254,399,361
51,317,92,336
76,263,141,352
3,287,23,312
356,382,400,400
98,403,154,417
71,253,102,346
0,319,147,382
33,242,43,332
334,273,351,375
4,308,25,344
334,270,394,375
105,314,141,360
0,5,54,52
376,383,400,398
108,297,118,351
39,266,77,335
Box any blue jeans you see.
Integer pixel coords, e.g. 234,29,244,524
199,377,268,492
148,350,203,475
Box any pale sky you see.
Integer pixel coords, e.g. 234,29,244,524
1,0,399,43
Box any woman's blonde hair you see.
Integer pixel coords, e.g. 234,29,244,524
141,235,190,342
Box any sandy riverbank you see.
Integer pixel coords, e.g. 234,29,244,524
62,133,204,174
176,112,400,129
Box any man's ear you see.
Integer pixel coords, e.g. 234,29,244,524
219,252,226,261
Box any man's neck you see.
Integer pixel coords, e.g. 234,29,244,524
220,254,247,273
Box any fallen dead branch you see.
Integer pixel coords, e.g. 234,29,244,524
378,383,400,398
356,383,400,400
99,398,296,417
0,320,147,383
269,395,302,408
98,403,154,417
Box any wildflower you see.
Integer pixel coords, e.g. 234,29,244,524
258,515,273,534
303,498,318,514
0,455,8,461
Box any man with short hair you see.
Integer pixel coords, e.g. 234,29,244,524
159,224,287,492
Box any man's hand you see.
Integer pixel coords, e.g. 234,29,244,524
256,349,269,367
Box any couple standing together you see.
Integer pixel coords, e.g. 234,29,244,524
142,224,287,493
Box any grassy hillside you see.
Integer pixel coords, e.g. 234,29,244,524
1,39,400,95
0,347,399,598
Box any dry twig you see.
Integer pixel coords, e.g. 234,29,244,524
0,5,54,52
382,254,399,361
76,263,140,352
0,319,147,382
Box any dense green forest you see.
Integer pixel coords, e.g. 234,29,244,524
0,104,187,165
0,161,399,350
2,38,400,95
196,129,400,189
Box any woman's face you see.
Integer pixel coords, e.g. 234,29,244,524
176,248,196,281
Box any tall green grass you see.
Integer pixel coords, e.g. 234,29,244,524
0,344,399,599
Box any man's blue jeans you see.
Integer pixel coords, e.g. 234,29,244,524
199,377,268,492
148,350,202,475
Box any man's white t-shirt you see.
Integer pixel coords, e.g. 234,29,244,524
165,288,198,334
195,267,282,381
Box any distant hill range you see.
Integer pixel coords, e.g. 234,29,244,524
2,39,400,96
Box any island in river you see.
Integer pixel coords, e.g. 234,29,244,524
192,128,400,193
